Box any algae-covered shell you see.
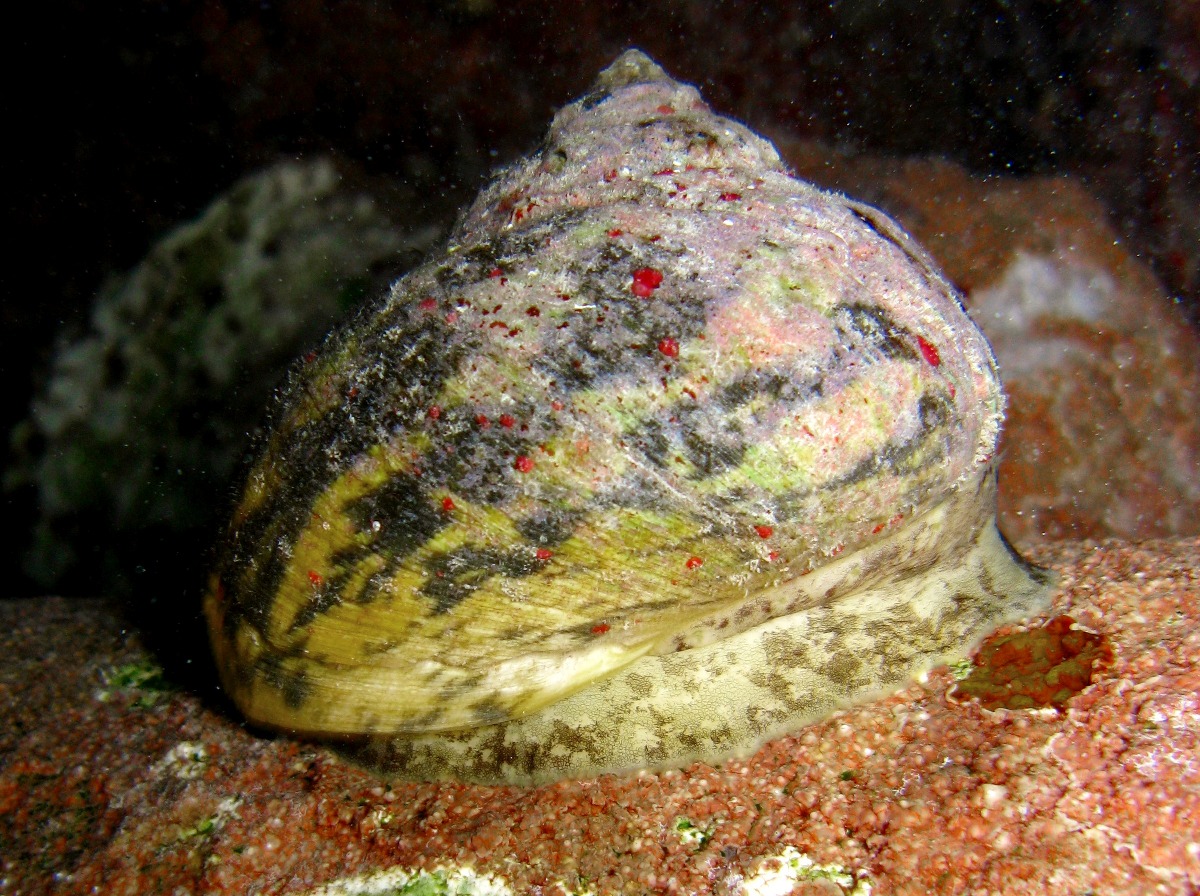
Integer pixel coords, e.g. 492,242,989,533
205,50,1053,785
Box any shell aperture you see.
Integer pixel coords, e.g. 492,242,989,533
205,50,1053,785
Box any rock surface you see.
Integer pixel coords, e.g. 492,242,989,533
2,537,1197,895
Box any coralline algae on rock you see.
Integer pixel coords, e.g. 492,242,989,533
205,50,1053,785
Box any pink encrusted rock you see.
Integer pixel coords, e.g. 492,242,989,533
204,50,1050,785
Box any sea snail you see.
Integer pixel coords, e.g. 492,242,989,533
205,50,1054,785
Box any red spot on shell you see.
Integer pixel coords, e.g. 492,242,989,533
656,104,675,114
445,311,459,325
525,306,541,317
535,548,553,561
607,228,623,238
441,497,456,512
631,267,664,298
347,387,359,399
419,297,437,311
653,167,675,176
307,570,323,586
768,551,780,562
719,191,742,201
685,556,704,570
304,351,317,363
657,337,680,358
918,335,941,367
591,622,611,635
427,405,441,420
754,525,773,538
499,414,516,428
475,414,490,428
514,455,534,473
488,267,504,279
551,400,565,411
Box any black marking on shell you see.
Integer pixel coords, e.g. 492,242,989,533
215,302,468,638
420,546,546,615
288,583,345,633
257,651,311,710
679,406,747,477
466,699,511,726
514,509,587,547
832,302,919,363
330,471,453,608
998,525,1057,586
715,369,825,411
578,88,611,111
433,245,502,294
829,389,954,490
917,392,953,432
348,472,448,558
626,406,747,479
631,419,675,469
528,237,708,391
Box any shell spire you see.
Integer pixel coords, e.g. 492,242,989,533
206,50,1052,785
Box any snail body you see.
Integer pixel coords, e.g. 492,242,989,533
206,51,1052,785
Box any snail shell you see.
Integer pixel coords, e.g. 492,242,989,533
205,50,1053,785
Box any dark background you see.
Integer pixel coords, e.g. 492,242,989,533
6,0,1199,602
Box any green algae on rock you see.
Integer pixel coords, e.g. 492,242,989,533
205,50,1054,785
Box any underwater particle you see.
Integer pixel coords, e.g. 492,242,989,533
953,615,1113,710
204,50,1053,786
